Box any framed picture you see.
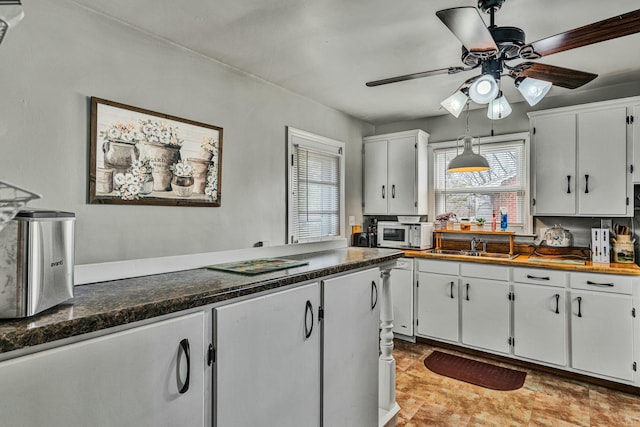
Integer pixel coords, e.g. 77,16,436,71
89,97,223,207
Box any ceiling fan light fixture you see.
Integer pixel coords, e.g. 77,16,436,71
468,74,499,104
516,76,552,106
447,136,490,173
487,92,512,120
440,90,469,118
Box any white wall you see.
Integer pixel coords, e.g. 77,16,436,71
0,1,372,264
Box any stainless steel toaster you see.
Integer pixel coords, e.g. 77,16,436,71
0,209,75,318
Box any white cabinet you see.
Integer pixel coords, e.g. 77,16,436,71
390,258,414,337
415,259,460,342
363,130,429,215
570,273,635,382
631,103,640,183
512,268,567,366
214,282,321,427
530,101,632,216
461,276,510,354
0,312,206,427
323,268,380,427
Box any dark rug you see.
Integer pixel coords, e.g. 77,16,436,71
424,351,526,391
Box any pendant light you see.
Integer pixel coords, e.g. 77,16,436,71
447,104,490,173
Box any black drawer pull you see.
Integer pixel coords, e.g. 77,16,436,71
391,184,396,198
450,281,454,299
577,296,582,318
554,294,560,314
178,338,190,394
586,280,614,287
584,174,590,193
371,281,378,310
382,185,385,199
304,300,314,339
465,283,470,301
526,274,550,281
566,175,571,194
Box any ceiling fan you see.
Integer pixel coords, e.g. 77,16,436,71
365,0,640,119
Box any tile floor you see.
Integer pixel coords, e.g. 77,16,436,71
394,340,640,426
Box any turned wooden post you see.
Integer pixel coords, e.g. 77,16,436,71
379,266,396,411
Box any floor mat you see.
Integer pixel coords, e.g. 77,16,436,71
424,350,526,391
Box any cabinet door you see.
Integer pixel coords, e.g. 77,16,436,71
461,278,510,354
0,313,206,427
323,268,380,427
532,114,576,215
571,290,634,381
416,272,459,342
578,107,628,215
631,105,640,183
387,136,417,214
513,283,567,366
214,283,321,427
363,140,388,214
390,266,414,336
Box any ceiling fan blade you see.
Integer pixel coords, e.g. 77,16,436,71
509,62,597,89
520,9,640,59
365,66,471,87
436,7,498,55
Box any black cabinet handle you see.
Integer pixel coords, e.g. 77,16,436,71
304,300,314,339
392,184,396,198
526,274,550,281
586,280,614,287
450,281,454,299
178,338,190,394
577,296,582,318
555,294,560,314
371,281,378,310
465,283,470,301
584,174,589,193
382,185,385,199
567,175,571,194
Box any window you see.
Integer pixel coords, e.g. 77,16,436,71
433,134,529,231
287,127,345,243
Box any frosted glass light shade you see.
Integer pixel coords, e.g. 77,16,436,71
440,91,469,118
0,0,24,44
447,136,490,172
516,77,552,106
487,94,512,120
469,74,499,104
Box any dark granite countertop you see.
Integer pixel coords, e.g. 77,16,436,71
0,248,402,355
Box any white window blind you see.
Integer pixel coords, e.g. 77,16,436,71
288,128,345,243
434,140,526,226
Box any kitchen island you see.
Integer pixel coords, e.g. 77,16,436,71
0,247,403,427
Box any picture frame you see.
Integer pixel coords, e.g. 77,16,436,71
89,97,223,207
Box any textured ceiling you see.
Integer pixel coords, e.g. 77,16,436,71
70,0,640,124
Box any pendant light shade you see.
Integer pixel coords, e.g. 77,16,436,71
516,77,552,106
440,90,469,118
447,136,490,173
468,74,499,104
487,92,512,120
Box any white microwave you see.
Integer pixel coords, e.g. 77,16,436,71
377,221,434,250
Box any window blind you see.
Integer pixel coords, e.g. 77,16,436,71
434,140,526,224
291,144,341,242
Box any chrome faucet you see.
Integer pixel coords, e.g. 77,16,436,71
470,237,487,252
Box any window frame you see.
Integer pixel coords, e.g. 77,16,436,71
429,132,531,234
287,126,346,244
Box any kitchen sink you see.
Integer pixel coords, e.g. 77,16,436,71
428,249,518,260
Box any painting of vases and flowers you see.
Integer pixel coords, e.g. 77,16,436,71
89,97,222,207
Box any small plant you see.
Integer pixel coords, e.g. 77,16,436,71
170,160,193,177
436,212,457,222
476,217,486,224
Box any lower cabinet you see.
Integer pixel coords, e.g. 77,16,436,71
461,277,510,354
512,283,567,366
416,271,459,342
213,267,380,427
213,282,321,427
0,312,206,427
390,258,414,337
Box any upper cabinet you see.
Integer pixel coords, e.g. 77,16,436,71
529,98,635,217
363,130,429,215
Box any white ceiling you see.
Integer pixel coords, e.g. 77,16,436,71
70,0,640,124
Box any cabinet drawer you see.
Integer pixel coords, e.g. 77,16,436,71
416,259,458,275
460,262,509,281
395,258,414,270
513,267,567,287
570,272,632,295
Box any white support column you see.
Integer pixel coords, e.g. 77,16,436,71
378,267,396,412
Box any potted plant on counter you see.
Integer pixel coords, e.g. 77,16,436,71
475,217,486,230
